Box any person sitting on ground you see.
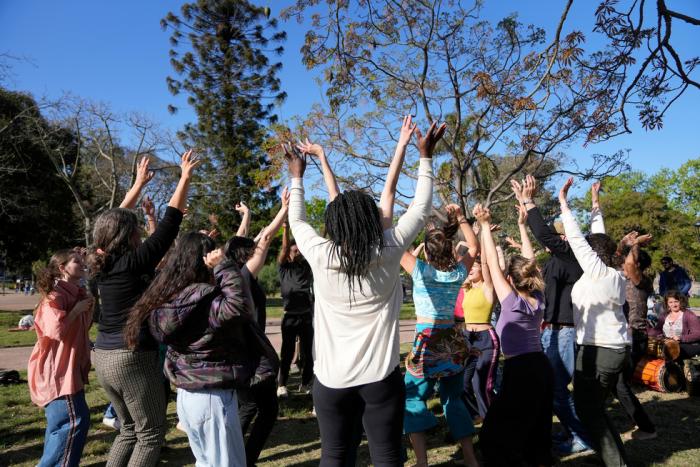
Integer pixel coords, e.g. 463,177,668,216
649,291,700,360
400,203,480,467
28,249,94,467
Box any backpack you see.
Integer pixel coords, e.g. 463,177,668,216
0,369,21,385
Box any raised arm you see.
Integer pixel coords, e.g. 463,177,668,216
392,121,444,246
521,174,570,256
168,149,199,213
446,203,479,270
559,177,609,280
621,232,652,286
247,187,289,277
120,157,154,209
141,195,157,236
297,139,340,201
510,179,534,259
590,181,605,234
277,221,290,265
235,202,251,238
473,204,513,302
379,115,416,230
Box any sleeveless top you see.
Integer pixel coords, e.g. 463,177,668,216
462,286,494,324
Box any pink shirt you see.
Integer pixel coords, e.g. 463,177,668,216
28,281,92,407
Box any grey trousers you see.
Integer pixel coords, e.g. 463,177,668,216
93,349,167,467
574,345,630,467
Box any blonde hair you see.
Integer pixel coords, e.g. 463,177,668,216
507,255,544,294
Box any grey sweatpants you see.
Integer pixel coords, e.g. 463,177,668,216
93,348,167,467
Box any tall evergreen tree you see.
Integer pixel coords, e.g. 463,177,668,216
162,0,286,235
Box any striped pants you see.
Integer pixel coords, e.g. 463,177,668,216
39,390,90,467
94,349,167,467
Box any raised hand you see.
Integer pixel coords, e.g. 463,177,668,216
180,149,201,179
235,202,249,216
558,177,574,208
284,142,307,178
135,157,155,187
398,115,417,147
591,181,602,207
203,248,224,269
505,236,522,249
523,174,538,200
415,121,447,158
621,231,639,247
296,138,325,158
510,179,525,202
445,203,463,219
636,233,653,246
141,195,155,218
281,186,290,208
472,203,491,224
516,203,528,225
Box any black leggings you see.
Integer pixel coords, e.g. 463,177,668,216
278,313,314,386
238,379,279,466
312,367,405,467
480,352,553,466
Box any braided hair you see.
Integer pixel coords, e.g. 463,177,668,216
324,190,384,296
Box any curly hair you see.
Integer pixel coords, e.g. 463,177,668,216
125,232,216,349
87,208,140,277
586,233,621,269
664,290,688,309
324,190,384,296
424,209,460,272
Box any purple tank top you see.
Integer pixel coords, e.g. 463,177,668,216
496,291,544,357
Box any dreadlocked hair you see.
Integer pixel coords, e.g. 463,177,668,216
424,209,459,272
125,232,216,349
324,190,384,295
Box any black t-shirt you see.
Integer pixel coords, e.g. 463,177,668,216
278,259,314,314
241,264,267,332
95,206,183,350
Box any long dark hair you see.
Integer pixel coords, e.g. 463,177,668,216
424,209,459,271
586,233,621,269
88,208,140,277
125,232,216,349
324,190,384,294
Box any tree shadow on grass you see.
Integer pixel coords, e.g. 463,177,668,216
558,390,700,466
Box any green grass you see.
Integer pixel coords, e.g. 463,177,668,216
2,345,700,466
689,297,700,307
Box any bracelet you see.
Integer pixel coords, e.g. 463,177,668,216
522,199,533,204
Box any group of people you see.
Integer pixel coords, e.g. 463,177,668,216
24,115,700,467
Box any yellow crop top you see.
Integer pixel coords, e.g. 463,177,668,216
462,286,494,324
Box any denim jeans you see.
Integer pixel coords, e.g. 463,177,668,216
39,391,90,467
104,403,117,420
177,387,246,467
541,326,591,446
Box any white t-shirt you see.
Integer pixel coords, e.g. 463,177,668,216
288,159,434,388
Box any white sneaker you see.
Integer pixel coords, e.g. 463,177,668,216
102,417,120,430
311,406,316,417
277,386,289,398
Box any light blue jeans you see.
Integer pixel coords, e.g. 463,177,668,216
39,391,90,467
541,327,591,446
177,387,246,467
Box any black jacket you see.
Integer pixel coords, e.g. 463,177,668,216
526,206,582,325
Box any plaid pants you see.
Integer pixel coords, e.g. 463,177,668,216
94,349,167,467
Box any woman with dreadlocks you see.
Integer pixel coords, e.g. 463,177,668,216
400,203,480,467
286,120,444,466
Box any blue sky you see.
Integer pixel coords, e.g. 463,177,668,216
1,0,698,179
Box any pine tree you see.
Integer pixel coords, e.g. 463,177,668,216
162,0,286,234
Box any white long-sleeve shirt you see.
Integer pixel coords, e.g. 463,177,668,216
288,158,433,388
562,210,629,349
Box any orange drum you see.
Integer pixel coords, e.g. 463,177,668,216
633,357,683,393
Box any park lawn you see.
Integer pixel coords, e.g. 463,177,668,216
2,343,700,466
0,302,417,349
